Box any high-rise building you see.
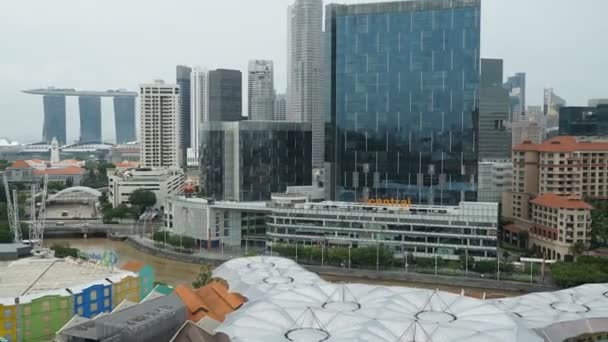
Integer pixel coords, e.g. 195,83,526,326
503,73,526,121
274,93,287,121
139,80,180,168
78,96,102,143
479,59,511,160
325,0,481,205
176,65,192,166
208,69,242,122
188,67,209,167
248,60,275,121
511,121,544,146
113,96,137,144
559,105,608,137
477,159,512,203
199,121,312,201
42,95,67,144
288,0,324,168
24,88,136,145
543,87,566,129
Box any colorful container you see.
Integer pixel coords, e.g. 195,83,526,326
121,262,155,300
18,291,73,342
0,298,17,342
68,280,113,319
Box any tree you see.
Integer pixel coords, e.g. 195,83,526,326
129,189,157,211
192,265,213,289
589,200,608,247
47,181,66,192
570,241,588,259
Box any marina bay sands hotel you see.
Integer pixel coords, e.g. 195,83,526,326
23,88,138,144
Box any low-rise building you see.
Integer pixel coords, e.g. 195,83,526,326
4,160,85,185
108,167,184,209
58,293,186,342
165,195,499,260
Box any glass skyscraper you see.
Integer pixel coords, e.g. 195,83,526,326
325,0,481,205
42,95,67,144
78,96,102,143
200,121,312,201
208,69,242,122
113,96,136,144
176,65,192,149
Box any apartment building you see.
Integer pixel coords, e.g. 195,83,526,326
502,136,607,260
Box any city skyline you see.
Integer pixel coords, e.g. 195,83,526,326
1,0,608,143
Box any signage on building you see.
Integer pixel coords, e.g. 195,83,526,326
366,198,412,208
78,249,119,267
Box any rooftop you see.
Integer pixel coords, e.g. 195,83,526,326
23,88,137,97
174,282,245,322
0,257,134,300
531,193,594,210
514,136,608,152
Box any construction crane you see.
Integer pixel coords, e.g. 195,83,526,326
30,175,51,256
3,175,21,242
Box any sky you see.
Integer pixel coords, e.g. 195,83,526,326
0,0,607,144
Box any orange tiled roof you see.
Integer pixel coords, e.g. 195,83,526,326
174,281,245,323
531,193,594,210
8,160,31,169
33,166,84,176
121,261,145,272
514,136,608,153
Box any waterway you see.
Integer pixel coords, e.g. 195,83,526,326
47,237,521,299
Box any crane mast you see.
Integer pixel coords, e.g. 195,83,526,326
3,175,21,242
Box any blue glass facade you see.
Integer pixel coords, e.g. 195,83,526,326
113,96,137,144
42,95,67,144
326,0,480,205
78,96,102,143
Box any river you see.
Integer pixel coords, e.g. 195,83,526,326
47,237,521,299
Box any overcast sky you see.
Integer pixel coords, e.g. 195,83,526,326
0,0,607,143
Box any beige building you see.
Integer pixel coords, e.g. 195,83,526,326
511,121,544,146
503,136,608,260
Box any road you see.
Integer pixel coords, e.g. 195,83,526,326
47,237,522,299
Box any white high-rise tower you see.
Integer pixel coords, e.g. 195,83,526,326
287,0,324,168
139,80,180,168
248,60,275,121
188,68,209,166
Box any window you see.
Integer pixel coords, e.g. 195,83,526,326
104,288,110,297
4,321,11,330
77,308,83,316
3,309,12,318
104,299,110,308
90,291,97,301
77,296,83,305
90,303,98,312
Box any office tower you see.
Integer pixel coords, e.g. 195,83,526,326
248,60,275,120
479,59,511,160
176,65,192,167
559,105,608,136
288,0,324,168
78,96,102,143
42,95,67,144
208,69,242,122
503,73,526,121
189,67,209,166
139,80,180,168
114,96,137,144
200,121,312,201
274,93,287,121
543,87,566,129
325,0,481,205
